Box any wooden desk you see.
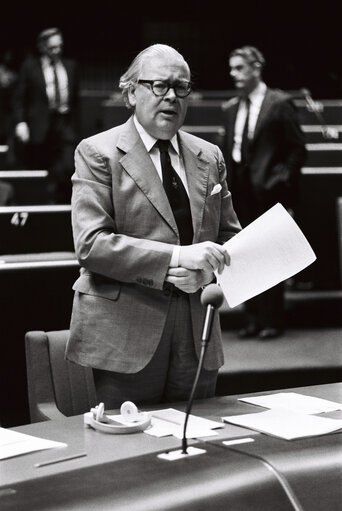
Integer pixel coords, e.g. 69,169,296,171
1,383,341,510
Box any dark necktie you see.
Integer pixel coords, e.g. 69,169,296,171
51,60,61,110
156,139,193,245
240,97,250,164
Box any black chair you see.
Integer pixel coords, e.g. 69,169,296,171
25,330,97,423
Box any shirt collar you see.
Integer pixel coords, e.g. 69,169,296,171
248,81,267,105
41,55,50,68
133,115,180,155
41,55,61,68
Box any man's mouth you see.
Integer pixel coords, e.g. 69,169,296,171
159,109,177,117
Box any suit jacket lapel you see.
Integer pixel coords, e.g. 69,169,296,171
118,119,179,236
63,59,73,91
179,132,209,243
36,58,48,97
118,119,210,242
253,88,275,140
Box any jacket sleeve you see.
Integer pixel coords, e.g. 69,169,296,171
12,60,29,125
279,99,307,173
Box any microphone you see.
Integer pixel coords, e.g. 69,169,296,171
201,284,225,345
300,88,338,140
181,284,224,454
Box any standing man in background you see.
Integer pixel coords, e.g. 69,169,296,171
65,44,241,409
223,45,307,339
13,27,80,203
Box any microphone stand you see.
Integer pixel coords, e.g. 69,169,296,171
157,284,223,460
182,304,215,454
301,88,338,140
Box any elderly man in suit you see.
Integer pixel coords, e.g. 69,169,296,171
65,44,241,408
223,46,307,339
13,27,79,203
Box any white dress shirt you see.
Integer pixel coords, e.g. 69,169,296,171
41,56,69,113
232,82,267,163
134,115,192,265
133,116,189,194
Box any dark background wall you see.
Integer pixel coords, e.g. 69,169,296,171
1,0,341,97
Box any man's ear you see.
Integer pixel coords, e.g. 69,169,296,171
252,62,262,78
128,83,137,108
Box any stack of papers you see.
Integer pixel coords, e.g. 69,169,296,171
0,427,67,460
109,408,223,439
238,392,342,414
222,392,342,440
216,203,316,308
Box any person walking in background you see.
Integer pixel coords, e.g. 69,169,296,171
65,43,241,409
12,27,80,203
223,45,307,339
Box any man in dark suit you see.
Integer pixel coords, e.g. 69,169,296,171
65,44,241,409
223,46,307,339
13,27,80,203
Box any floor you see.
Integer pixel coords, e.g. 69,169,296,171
216,290,342,396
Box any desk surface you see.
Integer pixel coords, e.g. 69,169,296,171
2,383,342,510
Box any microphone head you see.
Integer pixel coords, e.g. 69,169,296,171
300,88,310,97
201,284,224,308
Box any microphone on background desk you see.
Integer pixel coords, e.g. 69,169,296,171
300,88,339,140
181,284,224,454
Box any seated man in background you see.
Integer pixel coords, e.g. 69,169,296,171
65,43,241,409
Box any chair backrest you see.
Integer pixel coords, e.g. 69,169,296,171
25,330,97,423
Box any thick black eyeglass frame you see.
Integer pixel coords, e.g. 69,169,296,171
137,80,192,98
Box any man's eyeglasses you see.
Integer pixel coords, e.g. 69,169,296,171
137,80,192,98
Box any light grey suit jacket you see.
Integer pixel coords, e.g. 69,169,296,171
65,117,240,373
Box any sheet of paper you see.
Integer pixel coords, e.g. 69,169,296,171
222,409,342,440
238,392,342,414
149,408,222,429
144,418,219,439
0,427,67,460
113,408,223,438
216,203,316,307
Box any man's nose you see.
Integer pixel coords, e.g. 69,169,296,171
164,87,177,100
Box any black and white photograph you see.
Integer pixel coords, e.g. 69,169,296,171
1,1,341,509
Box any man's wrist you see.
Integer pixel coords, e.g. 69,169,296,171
170,245,181,267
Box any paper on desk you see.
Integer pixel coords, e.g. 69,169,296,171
238,392,342,415
222,409,342,440
141,408,222,438
216,203,316,307
0,427,67,460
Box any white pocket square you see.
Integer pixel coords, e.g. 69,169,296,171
210,184,222,196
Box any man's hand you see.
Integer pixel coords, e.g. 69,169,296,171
179,241,230,274
15,122,30,143
165,267,214,294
